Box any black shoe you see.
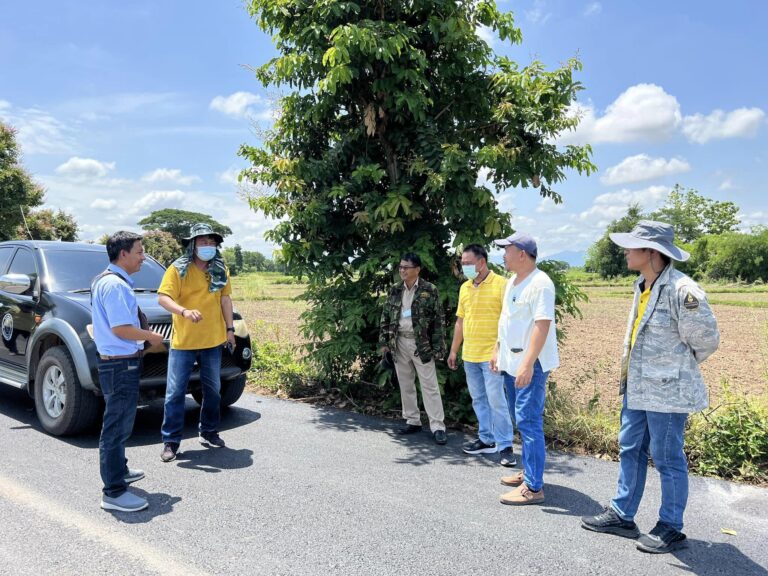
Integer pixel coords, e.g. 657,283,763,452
636,522,687,554
499,447,517,467
199,431,226,447
433,430,447,445
397,424,422,435
581,506,640,539
160,442,179,463
462,439,496,454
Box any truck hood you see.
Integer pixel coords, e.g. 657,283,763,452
60,292,172,323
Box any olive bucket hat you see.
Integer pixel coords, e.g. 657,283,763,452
182,223,224,247
609,220,690,262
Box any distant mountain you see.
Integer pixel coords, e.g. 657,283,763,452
542,250,586,267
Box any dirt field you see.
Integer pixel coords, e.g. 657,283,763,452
557,288,768,407
234,280,768,407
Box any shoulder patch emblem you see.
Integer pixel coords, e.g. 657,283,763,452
683,292,699,310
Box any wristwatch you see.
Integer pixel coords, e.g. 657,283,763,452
226,326,235,332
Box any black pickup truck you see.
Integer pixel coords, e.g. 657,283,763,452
0,240,252,436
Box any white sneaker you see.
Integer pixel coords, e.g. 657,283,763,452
101,491,148,512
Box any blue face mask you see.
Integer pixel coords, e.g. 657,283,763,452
196,246,217,261
462,265,478,280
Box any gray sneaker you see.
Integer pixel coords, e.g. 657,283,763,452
101,492,148,513
124,468,145,484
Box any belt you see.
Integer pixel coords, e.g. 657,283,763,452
398,333,416,339
99,351,143,360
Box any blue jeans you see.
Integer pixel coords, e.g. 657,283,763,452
611,396,689,531
161,346,222,444
98,357,141,498
464,361,513,449
503,360,549,491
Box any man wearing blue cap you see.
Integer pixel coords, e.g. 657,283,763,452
581,220,720,554
491,232,559,505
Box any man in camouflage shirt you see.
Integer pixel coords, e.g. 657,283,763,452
379,252,447,444
582,221,720,554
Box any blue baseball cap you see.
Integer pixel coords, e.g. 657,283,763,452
494,232,538,259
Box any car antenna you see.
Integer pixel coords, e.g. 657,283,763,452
19,206,33,240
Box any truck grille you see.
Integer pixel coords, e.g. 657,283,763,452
149,322,173,340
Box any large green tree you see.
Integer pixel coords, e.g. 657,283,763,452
585,204,645,278
242,0,594,386
141,230,182,266
16,208,79,241
651,184,740,243
1,122,45,240
137,209,232,245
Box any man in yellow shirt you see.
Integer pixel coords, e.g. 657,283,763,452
158,223,236,462
448,244,514,466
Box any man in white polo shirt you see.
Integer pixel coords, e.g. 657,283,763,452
491,232,559,505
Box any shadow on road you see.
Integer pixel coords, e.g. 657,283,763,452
0,386,261,450
101,489,182,524
174,446,255,473
307,402,597,478
538,483,603,517
669,540,768,575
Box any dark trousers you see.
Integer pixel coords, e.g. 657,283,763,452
98,357,141,497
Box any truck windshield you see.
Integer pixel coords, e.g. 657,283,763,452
43,250,166,292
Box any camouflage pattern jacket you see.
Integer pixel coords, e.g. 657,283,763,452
620,265,720,413
379,280,446,363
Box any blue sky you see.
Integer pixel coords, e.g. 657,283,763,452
1,0,766,259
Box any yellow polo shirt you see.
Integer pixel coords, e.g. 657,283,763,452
631,286,652,348
158,264,232,350
456,271,506,362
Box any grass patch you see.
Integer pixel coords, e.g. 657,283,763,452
231,272,307,301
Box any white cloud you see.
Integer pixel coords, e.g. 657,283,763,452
132,190,186,214
210,91,266,119
561,84,681,145
141,168,200,186
718,178,734,191
218,167,243,185
535,197,566,213
584,2,602,16
90,199,118,210
601,154,690,185
681,107,765,144
0,103,77,155
578,185,670,226
56,157,115,179
526,0,552,25
476,25,495,46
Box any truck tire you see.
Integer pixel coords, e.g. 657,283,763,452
190,374,246,407
220,374,246,407
34,346,100,436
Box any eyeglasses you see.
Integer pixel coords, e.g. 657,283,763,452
398,265,417,271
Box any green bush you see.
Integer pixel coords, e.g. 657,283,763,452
687,230,768,283
687,386,768,483
248,339,314,397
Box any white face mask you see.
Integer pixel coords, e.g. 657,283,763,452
196,246,217,261
462,265,478,280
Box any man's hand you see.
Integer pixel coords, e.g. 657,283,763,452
182,309,203,323
515,362,534,388
447,351,459,370
227,332,236,349
380,346,390,357
145,331,165,347
490,352,499,373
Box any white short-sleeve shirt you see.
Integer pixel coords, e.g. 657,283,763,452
497,268,559,374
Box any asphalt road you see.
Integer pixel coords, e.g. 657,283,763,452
1,386,766,576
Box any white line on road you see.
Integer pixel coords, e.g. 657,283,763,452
0,473,209,576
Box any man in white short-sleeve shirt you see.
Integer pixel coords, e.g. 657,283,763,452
490,232,559,506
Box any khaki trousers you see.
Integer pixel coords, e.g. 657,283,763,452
394,335,446,432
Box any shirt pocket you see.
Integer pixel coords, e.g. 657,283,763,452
642,363,679,385
648,308,671,327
